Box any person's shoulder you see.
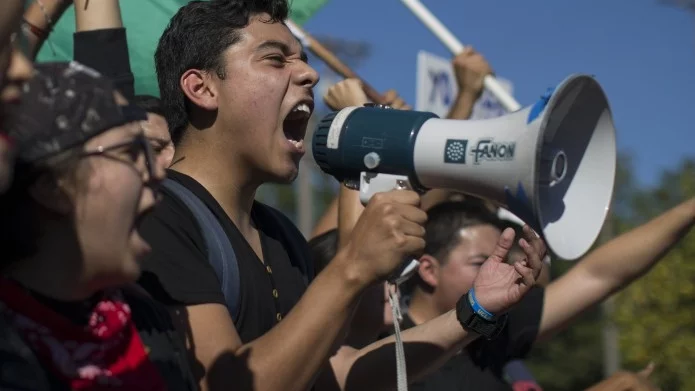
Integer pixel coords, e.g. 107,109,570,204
137,171,226,307
253,202,305,243
141,171,205,239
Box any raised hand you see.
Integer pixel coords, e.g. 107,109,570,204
451,47,492,101
584,362,660,391
324,78,369,111
472,225,546,314
382,89,411,111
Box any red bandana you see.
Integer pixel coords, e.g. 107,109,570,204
0,279,167,391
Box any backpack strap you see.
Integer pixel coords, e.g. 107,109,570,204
161,179,241,320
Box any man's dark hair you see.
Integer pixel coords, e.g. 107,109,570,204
308,229,339,276
132,94,165,117
155,0,290,145
423,200,504,263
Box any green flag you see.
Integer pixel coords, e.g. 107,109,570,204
36,0,328,97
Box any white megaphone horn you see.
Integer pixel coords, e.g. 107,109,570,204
312,74,617,262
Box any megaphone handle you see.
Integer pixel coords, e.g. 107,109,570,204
400,0,521,113
386,180,422,285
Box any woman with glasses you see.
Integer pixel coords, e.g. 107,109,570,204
0,61,197,391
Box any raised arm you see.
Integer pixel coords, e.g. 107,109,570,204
140,189,427,391
325,224,547,391
538,197,695,342
22,0,71,59
445,46,491,121
72,0,135,98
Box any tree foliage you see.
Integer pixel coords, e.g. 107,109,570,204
612,159,695,391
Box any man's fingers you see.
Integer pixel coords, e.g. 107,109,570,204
513,261,535,287
639,362,655,378
371,189,421,206
343,78,363,89
397,218,426,238
383,89,397,103
395,204,428,225
391,97,406,108
488,227,515,262
400,236,426,257
519,238,542,278
523,225,546,268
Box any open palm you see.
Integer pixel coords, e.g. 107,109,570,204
473,225,546,315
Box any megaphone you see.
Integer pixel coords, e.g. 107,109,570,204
312,73,616,262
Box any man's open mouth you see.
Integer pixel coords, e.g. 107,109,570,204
283,102,312,150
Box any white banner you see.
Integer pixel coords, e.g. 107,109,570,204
415,50,514,120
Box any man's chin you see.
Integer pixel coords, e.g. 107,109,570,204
264,165,300,185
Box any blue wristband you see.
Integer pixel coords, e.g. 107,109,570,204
468,288,495,321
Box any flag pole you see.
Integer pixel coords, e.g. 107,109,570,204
286,20,388,105
399,0,522,112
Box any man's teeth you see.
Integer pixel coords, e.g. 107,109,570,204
292,103,311,114
288,139,304,148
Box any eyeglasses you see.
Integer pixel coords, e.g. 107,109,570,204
80,133,157,181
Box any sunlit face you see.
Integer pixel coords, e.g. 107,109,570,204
69,94,165,289
143,112,174,168
212,14,319,184
434,224,502,312
0,0,34,193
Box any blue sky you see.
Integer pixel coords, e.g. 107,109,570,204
302,0,695,187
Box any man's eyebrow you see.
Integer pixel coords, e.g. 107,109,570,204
146,136,170,145
256,39,308,63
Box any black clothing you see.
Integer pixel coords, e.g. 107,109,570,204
138,170,310,343
402,287,545,391
0,287,197,391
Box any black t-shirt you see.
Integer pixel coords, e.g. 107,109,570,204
137,170,309,343
403,287,544,391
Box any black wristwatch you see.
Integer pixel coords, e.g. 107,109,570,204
456,291,507,340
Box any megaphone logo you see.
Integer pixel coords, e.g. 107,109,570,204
444,139,468,164
312,74,617,261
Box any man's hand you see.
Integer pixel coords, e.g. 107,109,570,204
585,362,660,391
382,89,411,110
452,47,492,101
340,190,427,284
473,225,546,314
324,78,369,110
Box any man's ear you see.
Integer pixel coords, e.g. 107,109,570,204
180,69,219,111
28,175,73,215
418,254,441,288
